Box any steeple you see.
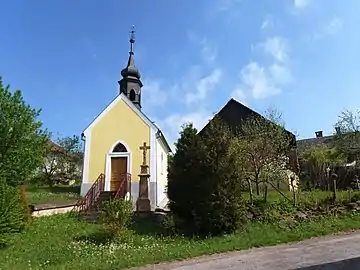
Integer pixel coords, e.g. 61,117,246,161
118,25,143,109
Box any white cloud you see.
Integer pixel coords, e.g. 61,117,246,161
234,36,292,99
240,62,281,99
230,87,247,105
261,20,270,30
269,63,292,85
185,68,222,105
151,34,221,147
200,38,218,63
187,32,218,63
154,109,212,151
214,0,242,12
205,0,242,24
142,79,167,107
163,110,211,135
327,17,343,35
294,0,311,9
262,37,289,63
261,16,275,31
313,17,343,40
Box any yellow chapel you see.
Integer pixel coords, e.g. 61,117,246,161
80,28,172,211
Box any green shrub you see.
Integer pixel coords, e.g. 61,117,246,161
19,184,32,226
248,199,282,222
168,119,247,237
351,192,360,202
162,213,178,236
99,199,133,237
0,182,26,246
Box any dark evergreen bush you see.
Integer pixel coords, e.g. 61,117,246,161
167,119,246,237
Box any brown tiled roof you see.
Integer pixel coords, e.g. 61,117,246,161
296,135,335,155
49,141,64,153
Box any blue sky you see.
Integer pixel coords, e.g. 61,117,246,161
1,0,359,147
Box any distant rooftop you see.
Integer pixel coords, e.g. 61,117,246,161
296,129,339,154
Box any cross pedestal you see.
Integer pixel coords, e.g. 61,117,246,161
136,142,151,212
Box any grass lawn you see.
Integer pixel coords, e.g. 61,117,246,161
26,184,81,205
243,189,360,204
2,213,360,270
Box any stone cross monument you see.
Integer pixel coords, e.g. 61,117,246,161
136,142,151,212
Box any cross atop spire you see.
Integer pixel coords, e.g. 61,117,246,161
118,25,143,109
129,25,135,54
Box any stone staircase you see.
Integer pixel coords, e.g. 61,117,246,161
95,191,116,209
82,191,116,222
81,192,171,223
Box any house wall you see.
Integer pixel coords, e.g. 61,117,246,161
156,138,169,206
82,98,150,202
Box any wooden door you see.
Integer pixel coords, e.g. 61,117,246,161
110,157,128,192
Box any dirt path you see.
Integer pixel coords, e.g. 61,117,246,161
131,230,360,270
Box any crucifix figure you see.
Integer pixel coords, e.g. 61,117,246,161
139,142,150,166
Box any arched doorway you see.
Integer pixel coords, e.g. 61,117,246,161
106,141,131,196
113,142,127,153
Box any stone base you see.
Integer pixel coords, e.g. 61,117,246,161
134,211,153,219
136,198,151,212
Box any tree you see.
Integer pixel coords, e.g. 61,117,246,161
302,146,346,190
0,77,49,187
167,118,245,236
167,123,205,235
40,142,63,187
40,135,83,187
333,109,360,162
231,112,293,198
55,135,83,182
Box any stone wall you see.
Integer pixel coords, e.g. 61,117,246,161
30,201,77,217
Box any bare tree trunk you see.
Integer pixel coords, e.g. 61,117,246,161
264,183,268,203
255,180,260,195
348,188,352,203
311,164,318,189
255,172,260,195
332,173,337,201
46,175,54,188
247,178,253,204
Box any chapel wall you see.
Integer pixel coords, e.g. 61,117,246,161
87,99,150,183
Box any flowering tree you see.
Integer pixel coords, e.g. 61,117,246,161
39,135,83,187
230,110,293,202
